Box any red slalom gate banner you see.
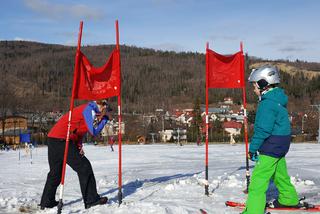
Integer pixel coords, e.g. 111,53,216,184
206,49,244,88
204,42,250,195
73,49,121,100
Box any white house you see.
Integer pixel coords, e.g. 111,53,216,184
159,129,174,142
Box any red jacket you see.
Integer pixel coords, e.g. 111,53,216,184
48,104,88,144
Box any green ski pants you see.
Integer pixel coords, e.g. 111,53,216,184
242,155,298,214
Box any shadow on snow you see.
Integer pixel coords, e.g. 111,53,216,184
63,171,203,207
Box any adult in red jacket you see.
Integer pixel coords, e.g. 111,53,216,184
40,100,109,210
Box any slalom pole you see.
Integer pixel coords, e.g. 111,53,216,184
205,42,209,196
115,20,123,205
243,86,250,191
240,42,250,192
57,21,83,214
30,143,33,164
18,142,21,164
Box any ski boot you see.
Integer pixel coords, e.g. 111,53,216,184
267,197,315,209
297,197,315,209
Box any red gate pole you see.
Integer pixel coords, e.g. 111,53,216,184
57,21,83,214
115,20,123,205
205,42,209,196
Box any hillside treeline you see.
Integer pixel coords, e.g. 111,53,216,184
0,41,320,115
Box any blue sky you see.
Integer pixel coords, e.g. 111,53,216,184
1,0,319,62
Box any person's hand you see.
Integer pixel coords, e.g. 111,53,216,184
100,107,107,116
96,107,107,121
105,111,112,121
79,148,85,156
248,151,259,162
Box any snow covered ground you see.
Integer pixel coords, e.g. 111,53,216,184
0,143,319,214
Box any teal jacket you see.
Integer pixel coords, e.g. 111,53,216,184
249,87,291,158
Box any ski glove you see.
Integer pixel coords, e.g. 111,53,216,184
248,152,259,162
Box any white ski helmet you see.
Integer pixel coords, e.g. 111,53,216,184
248,65,280,89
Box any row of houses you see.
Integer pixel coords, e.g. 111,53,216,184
0,112,126,145
155,98,244,143
0,97,243,145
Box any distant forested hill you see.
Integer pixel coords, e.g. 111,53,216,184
0,41,319,115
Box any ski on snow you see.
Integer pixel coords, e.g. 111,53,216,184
225,200,320,212
200,208,208,214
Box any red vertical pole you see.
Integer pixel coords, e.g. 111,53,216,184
205,42,209,196
115,20,123,205
57,21,83,214
241,42,250,192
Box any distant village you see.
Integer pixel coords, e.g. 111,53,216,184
0,97,318,149
155,97,245,145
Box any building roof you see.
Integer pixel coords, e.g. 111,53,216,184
200,107,229,114
0,115,27,120
223,121,242,129
0,129,29,136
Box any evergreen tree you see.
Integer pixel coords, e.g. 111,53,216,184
188,97,202,142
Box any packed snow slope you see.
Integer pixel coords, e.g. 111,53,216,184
0,143,319,214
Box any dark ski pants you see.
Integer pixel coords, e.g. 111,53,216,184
40,138,100,206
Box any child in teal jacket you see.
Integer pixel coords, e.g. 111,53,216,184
242,65,299,214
